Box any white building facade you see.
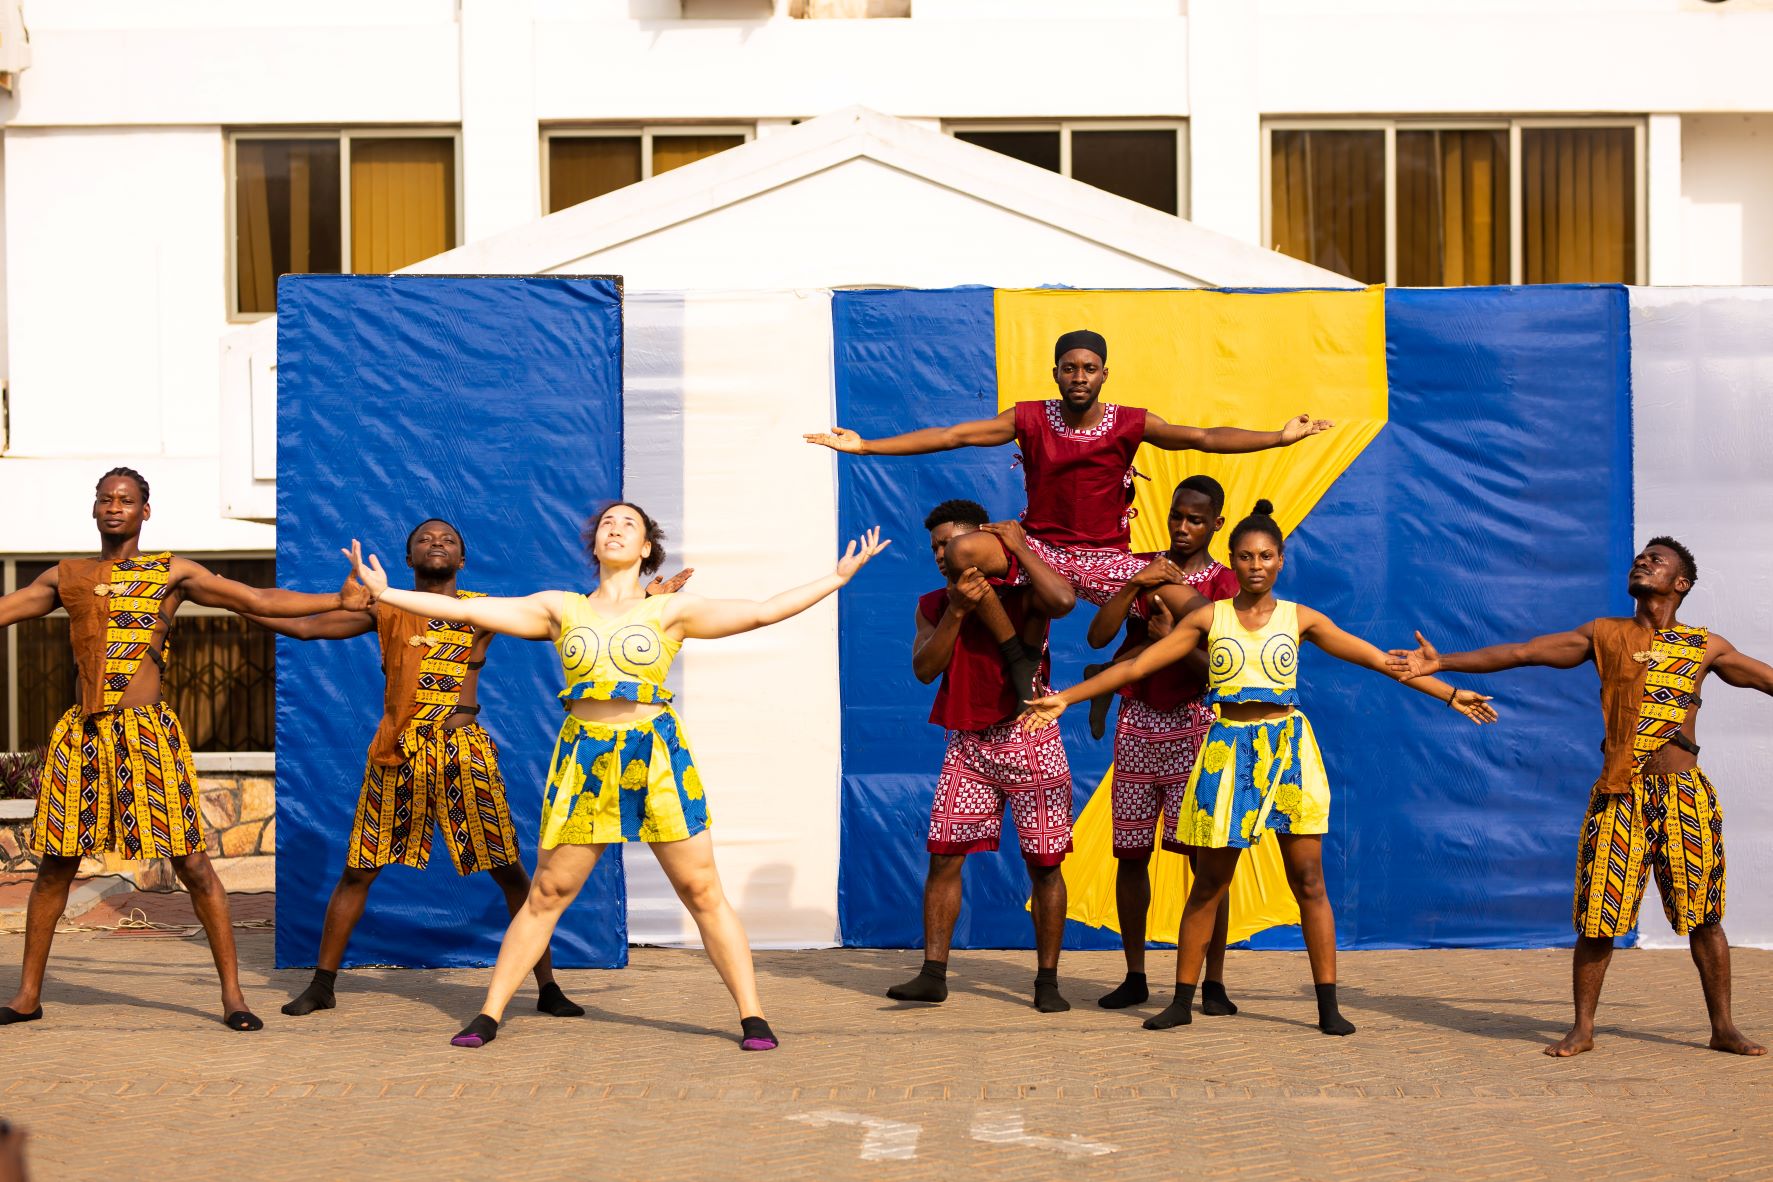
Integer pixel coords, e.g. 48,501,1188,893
0,0,1766,754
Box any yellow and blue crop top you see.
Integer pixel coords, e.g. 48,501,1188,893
556,592,681,705
1205,598,1299,707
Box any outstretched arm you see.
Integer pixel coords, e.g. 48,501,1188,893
175,558,371,617
1142,411,1334,454
981,520,1075,618
1021,605,1215,729
0,568,61,630
1302,608,1496,723
1710,635,1773,696
347,543,560,640
804,410,1016,457
1386,623,1595,679
242,609,375,641
666,528,890,641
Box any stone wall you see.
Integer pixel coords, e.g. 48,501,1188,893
0,771,275,885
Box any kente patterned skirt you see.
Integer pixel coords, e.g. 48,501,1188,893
1174,709,1331,850
31,703,204,860
539,706,707,848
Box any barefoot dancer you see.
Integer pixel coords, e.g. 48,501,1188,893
1024,500,1497,1037
347,505,888,1051
805,330,1331,701
1388,538,1769,1058
255,519,686,1018
887,502,1078,1012
1085,476,1241,1015
0,469,372,1031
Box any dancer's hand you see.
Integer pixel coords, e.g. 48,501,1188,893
834,527,891,582
1146,594,1177,640
1131,555,1185,589
804,426,866,453
339,573,374,612
1279,413,1335,444
946,567,989,615
1019,694,1067,731
980,520,1029,552
341,540,390,600
1451,689,1498,725
1385,630,1443,679
648,567,695,596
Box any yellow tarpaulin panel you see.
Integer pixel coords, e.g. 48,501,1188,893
996,288,1389,941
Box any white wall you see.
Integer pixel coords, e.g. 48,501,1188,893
1680,114,1773,286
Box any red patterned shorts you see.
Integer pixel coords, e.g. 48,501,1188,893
928,719,1074,865
1111,697,1215,857
1022,537,1150,606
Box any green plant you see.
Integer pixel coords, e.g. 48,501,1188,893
0,748,46,801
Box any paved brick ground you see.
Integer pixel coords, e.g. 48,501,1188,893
2,891,1771,1181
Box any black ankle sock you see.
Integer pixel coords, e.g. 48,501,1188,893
281,968,337,1017
1000,638,1043,706
886,959,949,1003
1083,663,1114,741
0,1006,42,1025
224,1010,264,1032
739,1015,779,1051
451,1013,499,1048
1315,982,1356,1036
1201,978,1238,1016
1097,971,1149,1009
1143,983,1197,1030
1033,967,1070,1013
536,981,584,1018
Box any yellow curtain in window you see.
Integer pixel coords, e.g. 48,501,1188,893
1523,127,1636,284
548,137,643,212
350,138,457,274
1269,129,1385,284
235,142,277,314
650,135,745,177
1397,129,1508,287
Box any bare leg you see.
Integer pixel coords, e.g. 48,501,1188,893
1191,848,1237,1015
1546,935,1613,1057
313,865,379,973
5,855,80,1016
649,832,763,1020
1145,847,1240,1029
1689,923,1764,1055
1028,861,1070,1011
1116,855,1152,975
1278,835,1336,984
475,843,604,1024
888,854,964,1003
487,863,558,989
169,851,255,1026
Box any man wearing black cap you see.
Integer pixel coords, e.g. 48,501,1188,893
806,329,1332,607
247,518,662,1018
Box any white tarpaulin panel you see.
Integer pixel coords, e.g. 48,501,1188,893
1630,286,1773,949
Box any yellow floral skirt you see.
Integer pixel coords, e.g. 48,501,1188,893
1175,709,1331,850
539,706,708,849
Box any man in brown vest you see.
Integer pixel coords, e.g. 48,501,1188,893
0,468,372,1031
1389,537,1769,1057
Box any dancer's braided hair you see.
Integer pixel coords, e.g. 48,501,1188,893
97,466,149,502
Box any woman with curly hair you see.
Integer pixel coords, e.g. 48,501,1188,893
1022,499,1496,1038
346,502,888,1052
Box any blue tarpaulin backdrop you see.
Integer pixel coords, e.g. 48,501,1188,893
834,285,1634,950
274,274,629,969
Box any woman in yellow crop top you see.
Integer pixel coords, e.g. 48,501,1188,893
1024,500,1497,1038
350,502,889,1054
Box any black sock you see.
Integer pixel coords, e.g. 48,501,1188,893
1315,982,1356,1036
887,959,949,1003
999,638,1043,707
1201,978,1238,1016
281,968,337,1017
224,1010,264,1032
536,981,584,1018
1033,967,1070,1013
739,1015,779,1051
1097,971,1149,1009
1083,663,1114,741
1143,983,1197,1029
451,1013,499,1048
0,1006,42,1025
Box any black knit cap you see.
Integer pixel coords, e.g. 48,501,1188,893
1054,329,1107,364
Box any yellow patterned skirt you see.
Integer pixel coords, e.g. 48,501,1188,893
348,722,520,874
539,706,708,849
1175,710,1331,850
30,704,205,859
1573,768,1725,939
